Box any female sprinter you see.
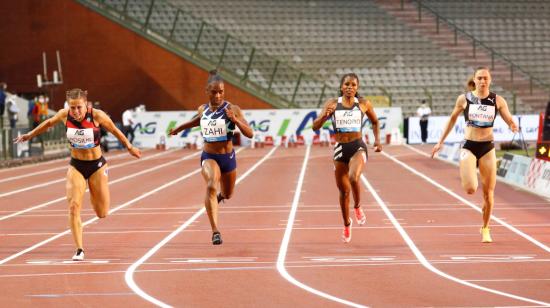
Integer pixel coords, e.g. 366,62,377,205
431,67,518,243
169,70,253,245
14,89,141,260
312,73,381,243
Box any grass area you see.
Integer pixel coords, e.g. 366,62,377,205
495,148,531,159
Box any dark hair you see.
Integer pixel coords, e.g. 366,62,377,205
66,88,87,101
338,73,360,98
466,66,491,91
207,69,223,87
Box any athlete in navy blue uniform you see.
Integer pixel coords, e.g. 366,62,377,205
432,67,518,243
312,73,381,243
14,89,141,260
169,70,253,245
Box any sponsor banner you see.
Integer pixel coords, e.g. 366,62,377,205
132,108,403,148
407,115,539,144
503,154,533,187
438,142,460,163
526,158,550,198
497,153,514,177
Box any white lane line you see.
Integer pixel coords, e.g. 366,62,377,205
0,149,211,265
0,150,176,198
380,150,550,254
276,145,368,308
361,174,550,306
27,292,134,298
0,150,199,222
124,146,277,308
0,151,133,184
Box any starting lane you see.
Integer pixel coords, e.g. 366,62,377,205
366,145,550,304
281,145,542,307
125,146,335,307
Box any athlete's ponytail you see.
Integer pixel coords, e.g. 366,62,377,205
466,76,476,91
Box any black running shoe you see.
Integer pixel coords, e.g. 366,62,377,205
217,193,225,204
212,232,223,245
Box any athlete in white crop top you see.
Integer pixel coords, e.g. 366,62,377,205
432,67,518,243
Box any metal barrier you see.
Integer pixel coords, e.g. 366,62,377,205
0,121,67,161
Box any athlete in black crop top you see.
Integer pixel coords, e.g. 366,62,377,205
313,73,381,243
14,89,141,261
432,67,518,243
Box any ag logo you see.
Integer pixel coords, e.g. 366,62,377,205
343,111,354,117
75,129,85,136
477,105,487,111
208,120,217,126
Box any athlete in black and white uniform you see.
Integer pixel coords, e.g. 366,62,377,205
313,73,381,243
169,70,253,245
432,67,518,243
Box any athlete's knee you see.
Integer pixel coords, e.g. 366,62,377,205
339,188,350,198
206,181,217,195
223,191,233,199
462,182,477,194
96,207,108,218
68,202,81,216
348,175,359,186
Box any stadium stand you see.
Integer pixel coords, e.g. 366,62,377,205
94,0,541,115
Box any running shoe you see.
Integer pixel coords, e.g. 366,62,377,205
212,232,223,245
342,219,352,243
72,248,85,261
354,207,366,225
480,227,492,243
217,193,225,204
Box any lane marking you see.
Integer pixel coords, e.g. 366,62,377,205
276,145,368,308
0,150,177,198
361,174,550,306
0,151,133,183
381,150,550,254
27,292,134,298
0,149,213,265
125,147,277,308
0,150,200,222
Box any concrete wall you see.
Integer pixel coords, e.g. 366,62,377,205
0,0,272,122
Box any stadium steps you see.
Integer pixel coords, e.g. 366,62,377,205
376,0,546,113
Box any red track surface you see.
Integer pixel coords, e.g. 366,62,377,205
0,145,549,307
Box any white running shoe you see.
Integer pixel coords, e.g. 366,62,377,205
480,227,492,243
342,219,352,243
354,207,366,225
72,248,85,261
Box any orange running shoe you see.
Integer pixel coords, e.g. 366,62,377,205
354,207,366,225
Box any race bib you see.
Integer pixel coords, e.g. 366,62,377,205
468,104,495,126
334,110,361,132
201,118,227,142
66,128,96,149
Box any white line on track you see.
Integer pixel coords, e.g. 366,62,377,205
0,150,199,222
124,146,276,308
0,149,176,198
0,149,208,265
0,151,133,184
381,149,550,254
361,174,550,306
276,145,368,308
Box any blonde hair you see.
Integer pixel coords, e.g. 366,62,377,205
66,88,88,101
